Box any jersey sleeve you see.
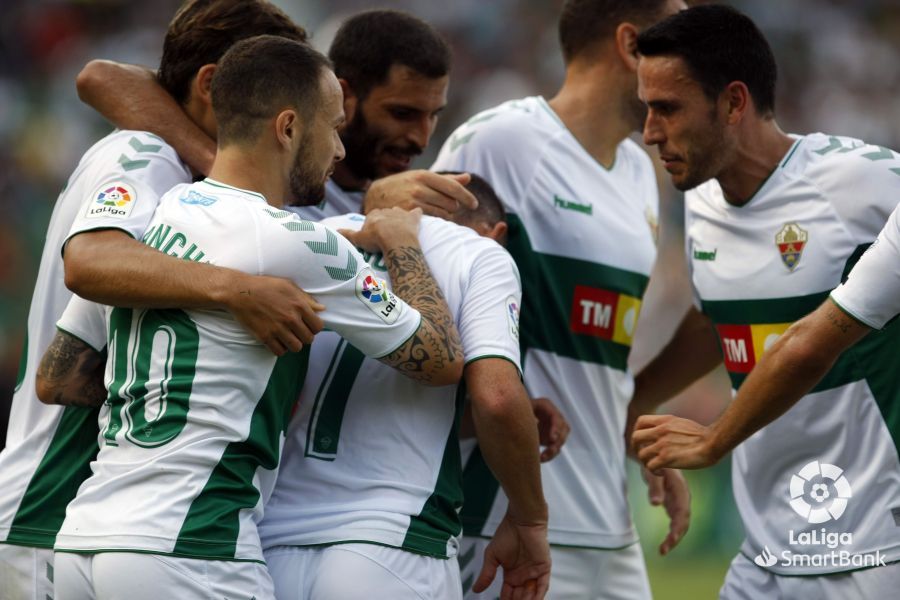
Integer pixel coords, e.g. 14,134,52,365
830,204,900,330
817,141,900,243
457,243,523,372
257,211,421,358
64,132,190,251
57,295,108,352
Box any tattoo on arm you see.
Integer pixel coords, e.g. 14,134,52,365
825,306,852,334
380,245,462,382
37,332,107,407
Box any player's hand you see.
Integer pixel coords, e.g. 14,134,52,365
339,207,423,253
641,466,691,555
532,397,569,462
632,414,720,472
362,170,478,219
474,513,551,600
226,273,324,356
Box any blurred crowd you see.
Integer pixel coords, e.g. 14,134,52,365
1,0,899,564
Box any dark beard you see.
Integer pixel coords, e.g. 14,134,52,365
339,110,381,182
288,145,327,207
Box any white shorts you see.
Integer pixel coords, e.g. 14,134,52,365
265,543,462,600
0,543,54,600
460,537,651,600
53,551,275,600
720,553,900,600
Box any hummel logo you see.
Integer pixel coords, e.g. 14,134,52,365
553,194,592,215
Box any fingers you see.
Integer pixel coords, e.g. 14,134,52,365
471,555,499,593
423,171,479,211
643,468,664,506
660,470,691,555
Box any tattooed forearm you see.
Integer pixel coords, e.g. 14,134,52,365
36,332,107,407
380,245,463,384
825,306,852,334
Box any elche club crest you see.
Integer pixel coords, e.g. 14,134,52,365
775,222,808,271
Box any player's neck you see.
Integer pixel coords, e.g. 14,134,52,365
717,119,795,207
547,63,633,169
331,162,370,192
207,145,287,208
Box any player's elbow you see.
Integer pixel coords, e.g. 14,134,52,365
470,387,521,425
76,59,111,104
777,323,839,375
35,373,58,405
423,357,464,387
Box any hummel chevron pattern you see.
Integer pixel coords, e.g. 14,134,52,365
274,214,358,281
117,136,162,171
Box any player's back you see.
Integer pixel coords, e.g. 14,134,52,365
55,180,421,563
0,130,188,548
259,213,521,559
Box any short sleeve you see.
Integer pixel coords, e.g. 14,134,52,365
257,211,421,358
830,204,900,330
64,133,190,251
57,295,109,352
458,244,523,373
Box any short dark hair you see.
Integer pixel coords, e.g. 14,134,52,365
559,0,671,63
637,4,777,116
437,172,506,233
211,35,331,145
159,0,308,106
328,9,450,99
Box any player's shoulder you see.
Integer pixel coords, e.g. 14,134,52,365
86,129,183,169
791,132,900,184
444,96,557,150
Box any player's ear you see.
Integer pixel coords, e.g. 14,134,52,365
614,22,640,72
275,110,302,151
193,63,217,107
722,81,750,125
339,78,358,126
489,221,508,246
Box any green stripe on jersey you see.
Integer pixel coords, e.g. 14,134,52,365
402,383,465,557
459,446,500,537
506,214,650,371
173,349,309,559
7,406,100,547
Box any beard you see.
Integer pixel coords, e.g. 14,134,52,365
673,110,731,192
339,109,421,181
287,143,328,207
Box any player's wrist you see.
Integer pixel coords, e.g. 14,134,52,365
506,502,549,527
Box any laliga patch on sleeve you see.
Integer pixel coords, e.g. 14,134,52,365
84,182,137,220
355,268,402,324
506,295,520,341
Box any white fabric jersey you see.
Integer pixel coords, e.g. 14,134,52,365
686,133,900,575
831,202,900,330
259,213,522,559
432,96,659,549
291,178,364,221
0,130,189,550
54,179,421,563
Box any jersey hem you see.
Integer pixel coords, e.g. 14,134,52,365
62,226,136,258
372,313,423,359
269,539,453,560
53,547,266,565
55,324,105,354
829,293,881,330
261,526,456,560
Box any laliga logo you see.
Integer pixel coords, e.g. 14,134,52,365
789,460,852,524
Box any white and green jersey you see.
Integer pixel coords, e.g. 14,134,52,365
291,178,364,221
432,96,659,549
54,180,421,563
686,133,900,575
0,130,189,549
831,202,900,330
259,213,522,559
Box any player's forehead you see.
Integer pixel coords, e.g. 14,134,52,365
637,55,699,101
365,64,448,113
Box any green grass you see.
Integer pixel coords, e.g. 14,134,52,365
646,555,731,600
